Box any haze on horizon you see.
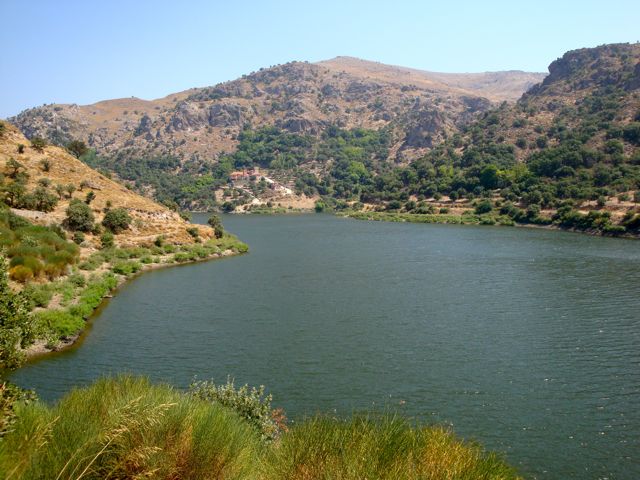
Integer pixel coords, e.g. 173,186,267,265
1,0,639,118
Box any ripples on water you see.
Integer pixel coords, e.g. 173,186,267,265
11,215,640,479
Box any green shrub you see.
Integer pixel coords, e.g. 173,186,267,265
187,227,199,239
72,231,85,245
0,255,35,369
190,377,281,441
474,199,493,214
100,231,114,249
22,284,53,309
102,208,131,233
112,261,141,276
30,137,47,152
64,199,94,232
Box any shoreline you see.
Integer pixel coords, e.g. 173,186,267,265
23,242,246,361
339,210,640,239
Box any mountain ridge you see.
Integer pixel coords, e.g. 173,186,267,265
9,57,544,165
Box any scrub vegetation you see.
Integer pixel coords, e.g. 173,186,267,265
0,376,521,480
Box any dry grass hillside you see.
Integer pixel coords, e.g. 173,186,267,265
318,56,545,102
10,58,545,165
0,123,212,247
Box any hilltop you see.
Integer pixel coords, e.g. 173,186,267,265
7,44,640,236
9,58,544,164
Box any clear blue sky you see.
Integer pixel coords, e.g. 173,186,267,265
1,0,638,118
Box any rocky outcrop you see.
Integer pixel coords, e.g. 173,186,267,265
208,103,244,127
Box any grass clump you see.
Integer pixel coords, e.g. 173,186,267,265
0,376,262,480
0,376,521,480
264,414,519,480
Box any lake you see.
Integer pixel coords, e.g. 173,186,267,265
10,214,640,479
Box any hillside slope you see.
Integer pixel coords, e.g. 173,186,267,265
0,122,212,246
9,59,543,164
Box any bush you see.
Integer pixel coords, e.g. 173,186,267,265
65,140,88,158
64,199,94,232
187,227,199,239
207,214,224,238
190,377,282,441
102,208,131,233
100,231,114,249
112,260,141,276
30,137,47,152
474,199,493,214
23,284,53,308
72,231,85,245
34,310,84,337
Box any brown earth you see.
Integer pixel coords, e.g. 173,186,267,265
0,123,213,247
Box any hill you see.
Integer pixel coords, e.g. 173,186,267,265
346,43,640,235
0,122,211,246
318,56,544,102
7,44,639,236
9,58,543,165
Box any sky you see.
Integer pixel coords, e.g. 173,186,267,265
0,0,639,118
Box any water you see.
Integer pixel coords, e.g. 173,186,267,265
10,214,640,479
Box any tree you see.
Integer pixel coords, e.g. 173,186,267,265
66,140,88,158
207,214,224,238
65,184,76,199
85,191,96,205
2,182,26,207
479,164,501,190
30,137,47,152
102,208,131,233
54,183,65,199
64,199,95,232
32,186,58,212
5,158,24,178
0,255,35,370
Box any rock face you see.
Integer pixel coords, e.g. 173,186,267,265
9,57,546,166
527,43,640,97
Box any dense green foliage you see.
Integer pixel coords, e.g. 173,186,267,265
0,376,520,480
80,150,223,210
0,256,35,370
101,207,131,233
64,199,95,232
79,126,392,209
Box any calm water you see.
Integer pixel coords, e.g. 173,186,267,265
10,214,640,479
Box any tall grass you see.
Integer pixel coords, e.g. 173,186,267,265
264,414,519,480
0,376,262,480
0,376,521,480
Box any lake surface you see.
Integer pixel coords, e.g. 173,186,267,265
11,214,640,479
